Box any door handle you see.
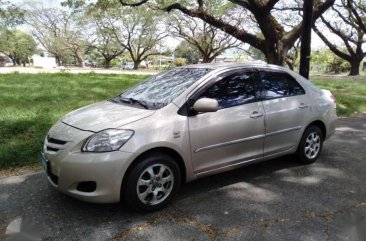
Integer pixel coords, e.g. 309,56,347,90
250,111,263,119
299,103,309,109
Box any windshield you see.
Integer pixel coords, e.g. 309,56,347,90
115,68,212,109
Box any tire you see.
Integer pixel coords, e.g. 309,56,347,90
296,125,324,164
122,153,181,212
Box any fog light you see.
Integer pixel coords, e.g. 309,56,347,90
76,181,96,192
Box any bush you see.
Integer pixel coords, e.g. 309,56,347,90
311,49,351,74
173,58,186,67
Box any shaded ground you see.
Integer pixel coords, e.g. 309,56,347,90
1,114,366,241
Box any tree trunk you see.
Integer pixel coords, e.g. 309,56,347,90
133,61,140,70
9,56,16,66
76,54,84,67
286,60,294,70
299,0,314,79
55,56,61,66
349,59,361,76
201,55,212,63
105,59,112,69
265,49,286,66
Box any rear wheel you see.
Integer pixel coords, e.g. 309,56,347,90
296,126,323,164
123,153,181,212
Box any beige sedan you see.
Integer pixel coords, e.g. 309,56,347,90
41,63,337,211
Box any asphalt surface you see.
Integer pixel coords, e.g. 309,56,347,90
1,114,366,241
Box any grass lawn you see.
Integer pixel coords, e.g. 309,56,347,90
0,73,365,170
311,77,366,116
0,73,147,170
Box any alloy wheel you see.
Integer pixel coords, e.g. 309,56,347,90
136,164,174,206
304,132,321,159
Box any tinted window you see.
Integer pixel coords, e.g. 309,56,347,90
261,72,305,99
119,68,211,109
200,72,258,109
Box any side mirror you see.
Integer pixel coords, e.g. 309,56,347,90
192,98,219,113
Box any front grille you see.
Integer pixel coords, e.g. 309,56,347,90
48,138,67,145
45,135,68,153
47,146,59,152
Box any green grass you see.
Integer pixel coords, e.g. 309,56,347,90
0,73,365,170
311,77,366,116
0,73,148,170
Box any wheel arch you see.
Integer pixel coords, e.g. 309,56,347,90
121,147,187,192
295,120,327,152
307,120,326,138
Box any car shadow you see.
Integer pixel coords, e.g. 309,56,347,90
178,155,299,200
1,155,299,221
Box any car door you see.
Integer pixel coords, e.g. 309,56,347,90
188,70,265,175
260,70,310,156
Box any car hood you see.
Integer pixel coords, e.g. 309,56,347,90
62,101,155,132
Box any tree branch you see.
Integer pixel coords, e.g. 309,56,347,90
164,3,264,51
313,24,351,61
118,0,149,7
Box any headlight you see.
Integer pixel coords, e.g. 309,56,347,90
82,129,134,152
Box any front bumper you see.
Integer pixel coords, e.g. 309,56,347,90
42,121,136,203
43,150,134,203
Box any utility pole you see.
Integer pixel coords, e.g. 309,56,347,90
299,0,314,79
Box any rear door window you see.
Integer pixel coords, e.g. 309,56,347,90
260,72,305,99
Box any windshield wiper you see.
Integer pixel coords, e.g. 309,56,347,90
129,98,148,109
115,96,149,109
118,96,132,104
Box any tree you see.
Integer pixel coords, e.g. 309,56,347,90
62,27,88,67
0,1,24,26
313,0,366,75
174,41,201,64
119,0,335,66
25,8,63,65
346,0,366,32
168,13,240,63
0,29,36,66
112,6,167,69
89,1,166,69
26,5,87,67
85,5,124,68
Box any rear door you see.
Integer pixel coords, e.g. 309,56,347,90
259,71,310,156
188,70,265,174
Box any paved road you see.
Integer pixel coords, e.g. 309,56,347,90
1,115,366,241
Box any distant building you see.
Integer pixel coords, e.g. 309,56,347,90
32,55,57,68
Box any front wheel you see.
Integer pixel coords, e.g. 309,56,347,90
122,153,181,212
296,126,323,164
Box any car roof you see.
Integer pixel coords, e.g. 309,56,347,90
184,62,290,72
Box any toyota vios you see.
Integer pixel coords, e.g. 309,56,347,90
41,63,337,211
